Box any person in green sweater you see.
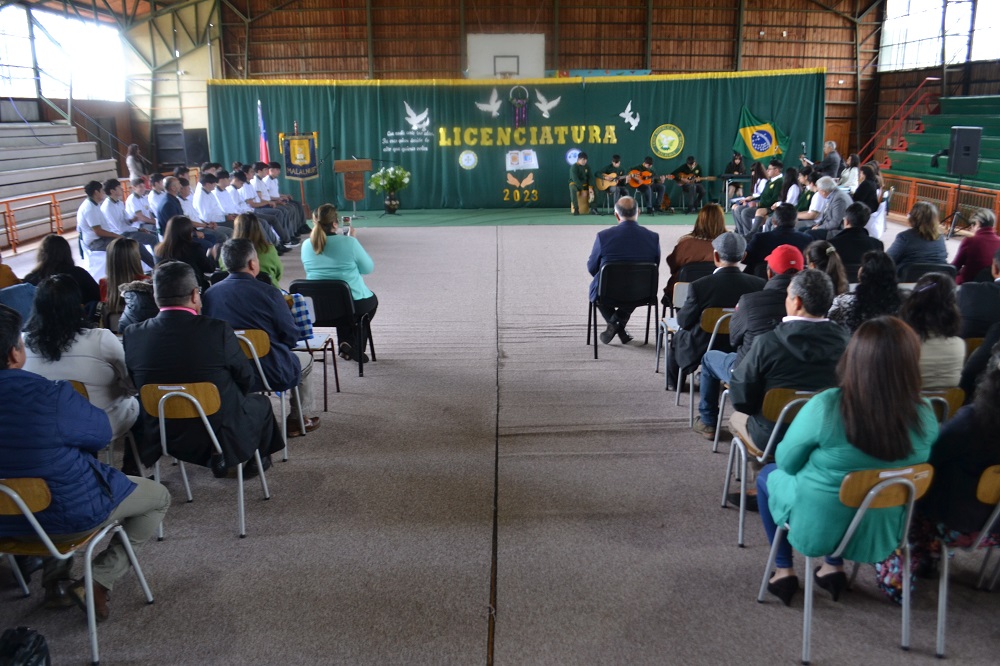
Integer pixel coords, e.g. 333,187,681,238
756,315,937,606
223,212,283,288
569,152,594,215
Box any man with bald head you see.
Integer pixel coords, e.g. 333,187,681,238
587,196,661,344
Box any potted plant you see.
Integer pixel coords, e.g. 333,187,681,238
368,165,411,214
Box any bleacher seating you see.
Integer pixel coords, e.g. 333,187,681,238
884,95,1000,191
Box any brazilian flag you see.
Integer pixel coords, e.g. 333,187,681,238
733,106,789,160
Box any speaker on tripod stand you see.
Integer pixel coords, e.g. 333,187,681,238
943,126,982,238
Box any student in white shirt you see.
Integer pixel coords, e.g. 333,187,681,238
125,178,156,232
253,161,303,236
243,166,296,243
797,171,829,229
264,161,307,233
99,179,157,267
192,173,236,232
217,170,286,251
147,173,166,227
77,181,111,251
179,177,230,241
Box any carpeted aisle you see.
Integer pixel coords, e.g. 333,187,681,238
1,220,998,664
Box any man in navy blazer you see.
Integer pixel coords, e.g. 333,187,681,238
202,239,319,436
587,196,661,343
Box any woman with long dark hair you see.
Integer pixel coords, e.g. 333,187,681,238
838,152,861,192
664,203,727,304
898,272,964,389
23,234,101,307
155,215,214,291
804,240,849,296
22,275,138,439
757,316,937,605
301,204,378,362
828,250,901,331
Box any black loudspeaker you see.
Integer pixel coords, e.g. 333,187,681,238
948,126,982,176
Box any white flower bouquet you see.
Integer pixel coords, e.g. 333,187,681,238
368,165,411,194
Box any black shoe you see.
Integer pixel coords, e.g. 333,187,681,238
275,244,289,255
43,579,75,609
210,453,228,479
297,225,311,235
766,575,799,607
814,567,848,602
599,323,616,345
339,342,369,363
726,491,758,512
616,328,633,344
572,209,579,216
646,208,655,215
13,556,44,584
589,209,600,215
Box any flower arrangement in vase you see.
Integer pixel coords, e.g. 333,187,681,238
369,165,411,214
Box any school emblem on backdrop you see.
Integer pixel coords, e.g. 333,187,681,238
650,124,684,160
459,150,478,170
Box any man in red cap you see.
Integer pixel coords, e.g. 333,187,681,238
693,244,804,440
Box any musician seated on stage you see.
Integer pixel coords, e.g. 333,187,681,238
629,157,665,216
598,154,628,203
569,152,596,216
673,156,708,214
724,152,747,200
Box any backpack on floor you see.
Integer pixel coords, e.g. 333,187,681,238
0,627,50,666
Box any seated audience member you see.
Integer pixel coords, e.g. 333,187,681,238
728,269,849,450
804,241,849,296
796,170,827,227
807,176,852,240
76,180,118,256
172,165,189,180
0,304,169,618
0,283,35,323
203,238,319,437
795,166,815,212
228,169,289,248
724,152,747,200
301,204,379,363
124,178,156,232
586,196,661,343
265,161,307,233
731,162,766,229
123,261,284,475
664,203,724,307
225,213,283,287
152,176,184,235
878,350,1000,602
886,201,947,276
147,173,166,223
828,250,901,332
23,234,101,309
743,203,812,276
775,167,800,210
693,245,804,439
101,238,148,331
898,272,964,390
957,247,1000,338
756,316,936,606
99,179,158,267
952,209,1000,285
852,165,880,213
829,202,882,265
252,163,299,239
667,232,765,390
0,252,21,289
178,177,223,243
215,170,283,252
735,159,783,237
242,167,297,244
155,216,215,292
838,153,861,192
22,276,138,439
961,322,1000,399
192,173,235,238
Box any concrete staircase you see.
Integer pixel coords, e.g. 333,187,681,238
0,122,118,249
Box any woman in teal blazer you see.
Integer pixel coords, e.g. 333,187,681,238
757,316,938,605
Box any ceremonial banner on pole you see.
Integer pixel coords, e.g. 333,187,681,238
733,106,789,160
279,132,319,181
257,99,270,163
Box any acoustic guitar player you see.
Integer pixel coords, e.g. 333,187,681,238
627,156,667,216
672,156,717,214
594,154,628,203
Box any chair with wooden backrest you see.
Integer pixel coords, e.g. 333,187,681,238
965,337,984,361
69,380,145,473
286,292,339,411
936,465,1000,657
674,308,734,409
587,261,659,360
140,382,270,539
289,279,376,377
0,478,154,665
921,387,965,423
722,388,816,547
654,282,692,378
235,329,304,462
756,463,933,665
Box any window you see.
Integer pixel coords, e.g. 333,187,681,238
0,5,36,98
879,0,998,72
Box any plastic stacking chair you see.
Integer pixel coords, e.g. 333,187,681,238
586,262,659,360
921,387,964,423
289,279,376,377
936,465,1000,658
756,463,933,665
722,388,815,547
288,294,339,411
235,329,304,463
0,478,154,666
140,383,270,539
69,380,144,472
672,307,733,407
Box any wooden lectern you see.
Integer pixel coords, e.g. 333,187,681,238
334,159,372,218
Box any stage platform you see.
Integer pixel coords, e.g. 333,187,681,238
340,207,699,228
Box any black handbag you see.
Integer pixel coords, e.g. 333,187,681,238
0,627,50,666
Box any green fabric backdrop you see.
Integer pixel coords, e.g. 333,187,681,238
208,69,825,210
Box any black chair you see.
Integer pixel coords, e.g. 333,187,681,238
663,261,715,317
289,279,376,377
843,263,862,284
587,262,659,359
898,263,957,282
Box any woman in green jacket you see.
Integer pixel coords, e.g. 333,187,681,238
757,316,938,605
224,212,283,287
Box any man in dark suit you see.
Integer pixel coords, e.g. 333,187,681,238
124,261,284,474
152,176,184,235
202,239,319,437
801,140,843,179
587,195,661,344
666,232,765,390
958,248,1000,338
829,202,882,266
743,204,812,276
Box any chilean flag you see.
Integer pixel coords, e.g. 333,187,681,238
257,99,270,163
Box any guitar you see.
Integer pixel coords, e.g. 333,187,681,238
674,174,717,185
627,170,675,188
594,173,623,192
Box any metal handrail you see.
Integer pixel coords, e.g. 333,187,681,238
859,77,941,165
